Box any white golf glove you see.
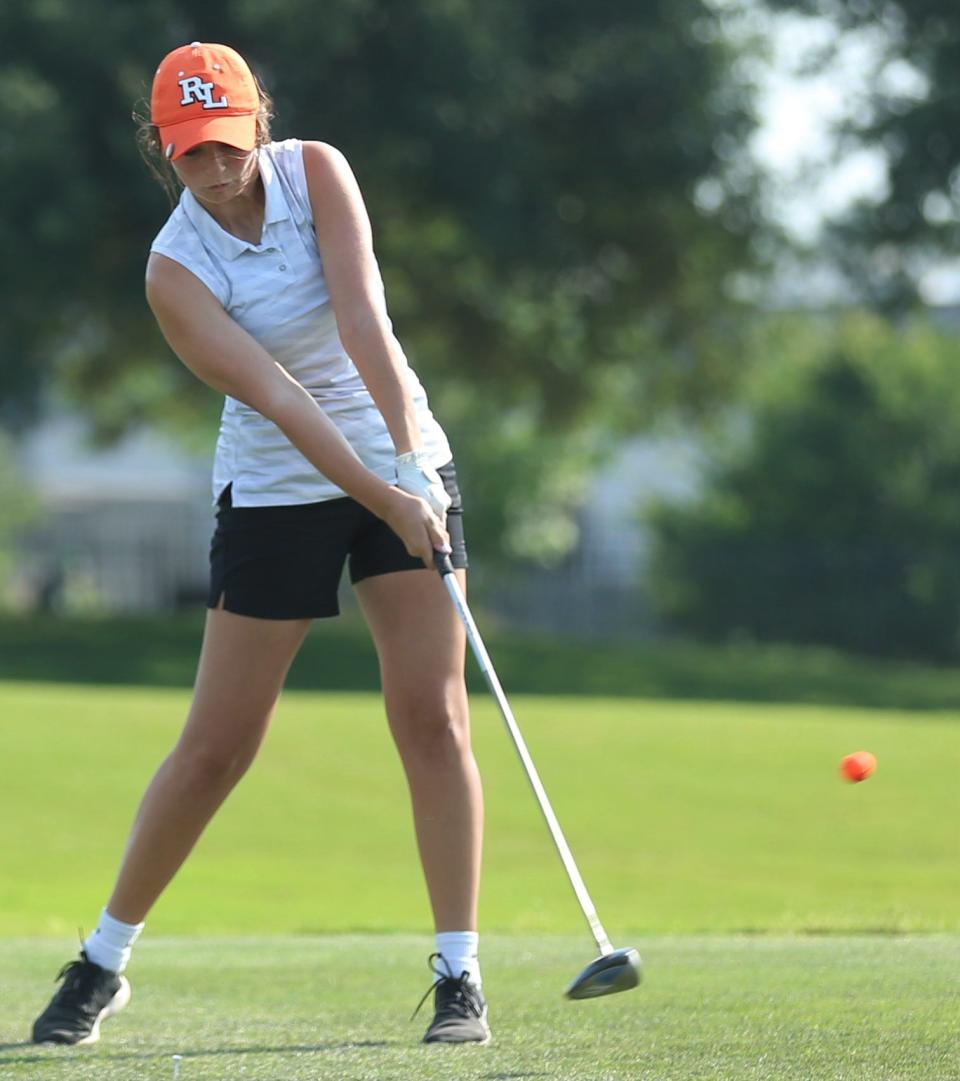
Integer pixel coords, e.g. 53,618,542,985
395,450,451,518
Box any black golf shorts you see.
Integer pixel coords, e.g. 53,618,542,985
207,461,467,620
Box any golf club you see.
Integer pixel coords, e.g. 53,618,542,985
434,551,641,1000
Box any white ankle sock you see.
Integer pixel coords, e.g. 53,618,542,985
83,909,144,974
435,931,481,987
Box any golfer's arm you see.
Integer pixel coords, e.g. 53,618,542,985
145,253,397,518
302,140,422,456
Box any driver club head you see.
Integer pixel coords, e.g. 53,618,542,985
564,947,642,1000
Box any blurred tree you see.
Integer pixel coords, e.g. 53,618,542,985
647,312,960,660
0,433,39,605
0,0,767,559
761,0,960,310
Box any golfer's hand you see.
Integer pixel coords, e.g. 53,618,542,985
383,487,451,568
394,450,451,520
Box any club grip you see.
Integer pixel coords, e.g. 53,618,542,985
433,549,455,576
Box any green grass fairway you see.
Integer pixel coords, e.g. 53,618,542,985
2,682,957,936
1,935,957,1080
3,682,957,1077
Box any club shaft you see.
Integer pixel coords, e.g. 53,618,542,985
440,570,614,956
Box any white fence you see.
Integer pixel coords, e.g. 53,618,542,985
13,497,211,613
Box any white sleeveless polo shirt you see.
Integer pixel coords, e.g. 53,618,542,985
150,139,451,506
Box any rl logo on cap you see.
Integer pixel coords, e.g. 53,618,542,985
178,76,229,110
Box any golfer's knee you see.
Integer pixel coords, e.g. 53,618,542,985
391,695,470,767
171,739,257,792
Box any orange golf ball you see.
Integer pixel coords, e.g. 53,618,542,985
840,750,876,783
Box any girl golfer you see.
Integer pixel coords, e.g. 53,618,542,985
32,42,488,1046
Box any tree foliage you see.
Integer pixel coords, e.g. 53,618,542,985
0,0,766,558
648,312,960,660
0,433,39,602
761,0,960,309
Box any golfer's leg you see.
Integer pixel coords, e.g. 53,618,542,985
105,608,311,924
355,568,482,932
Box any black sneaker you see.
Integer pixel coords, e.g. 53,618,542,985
32,952,131,1045
414,953,490,1045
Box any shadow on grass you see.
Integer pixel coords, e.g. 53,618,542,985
483,1075,551,1080
0,1040,392,1065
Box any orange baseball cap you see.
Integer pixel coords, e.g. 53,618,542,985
151,42,259,161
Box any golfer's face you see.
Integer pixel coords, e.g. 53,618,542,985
172,141,258,203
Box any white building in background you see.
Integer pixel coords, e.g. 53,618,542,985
485,432,703,638
12,409,700,634
579,433,703,585
13,411,212,613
